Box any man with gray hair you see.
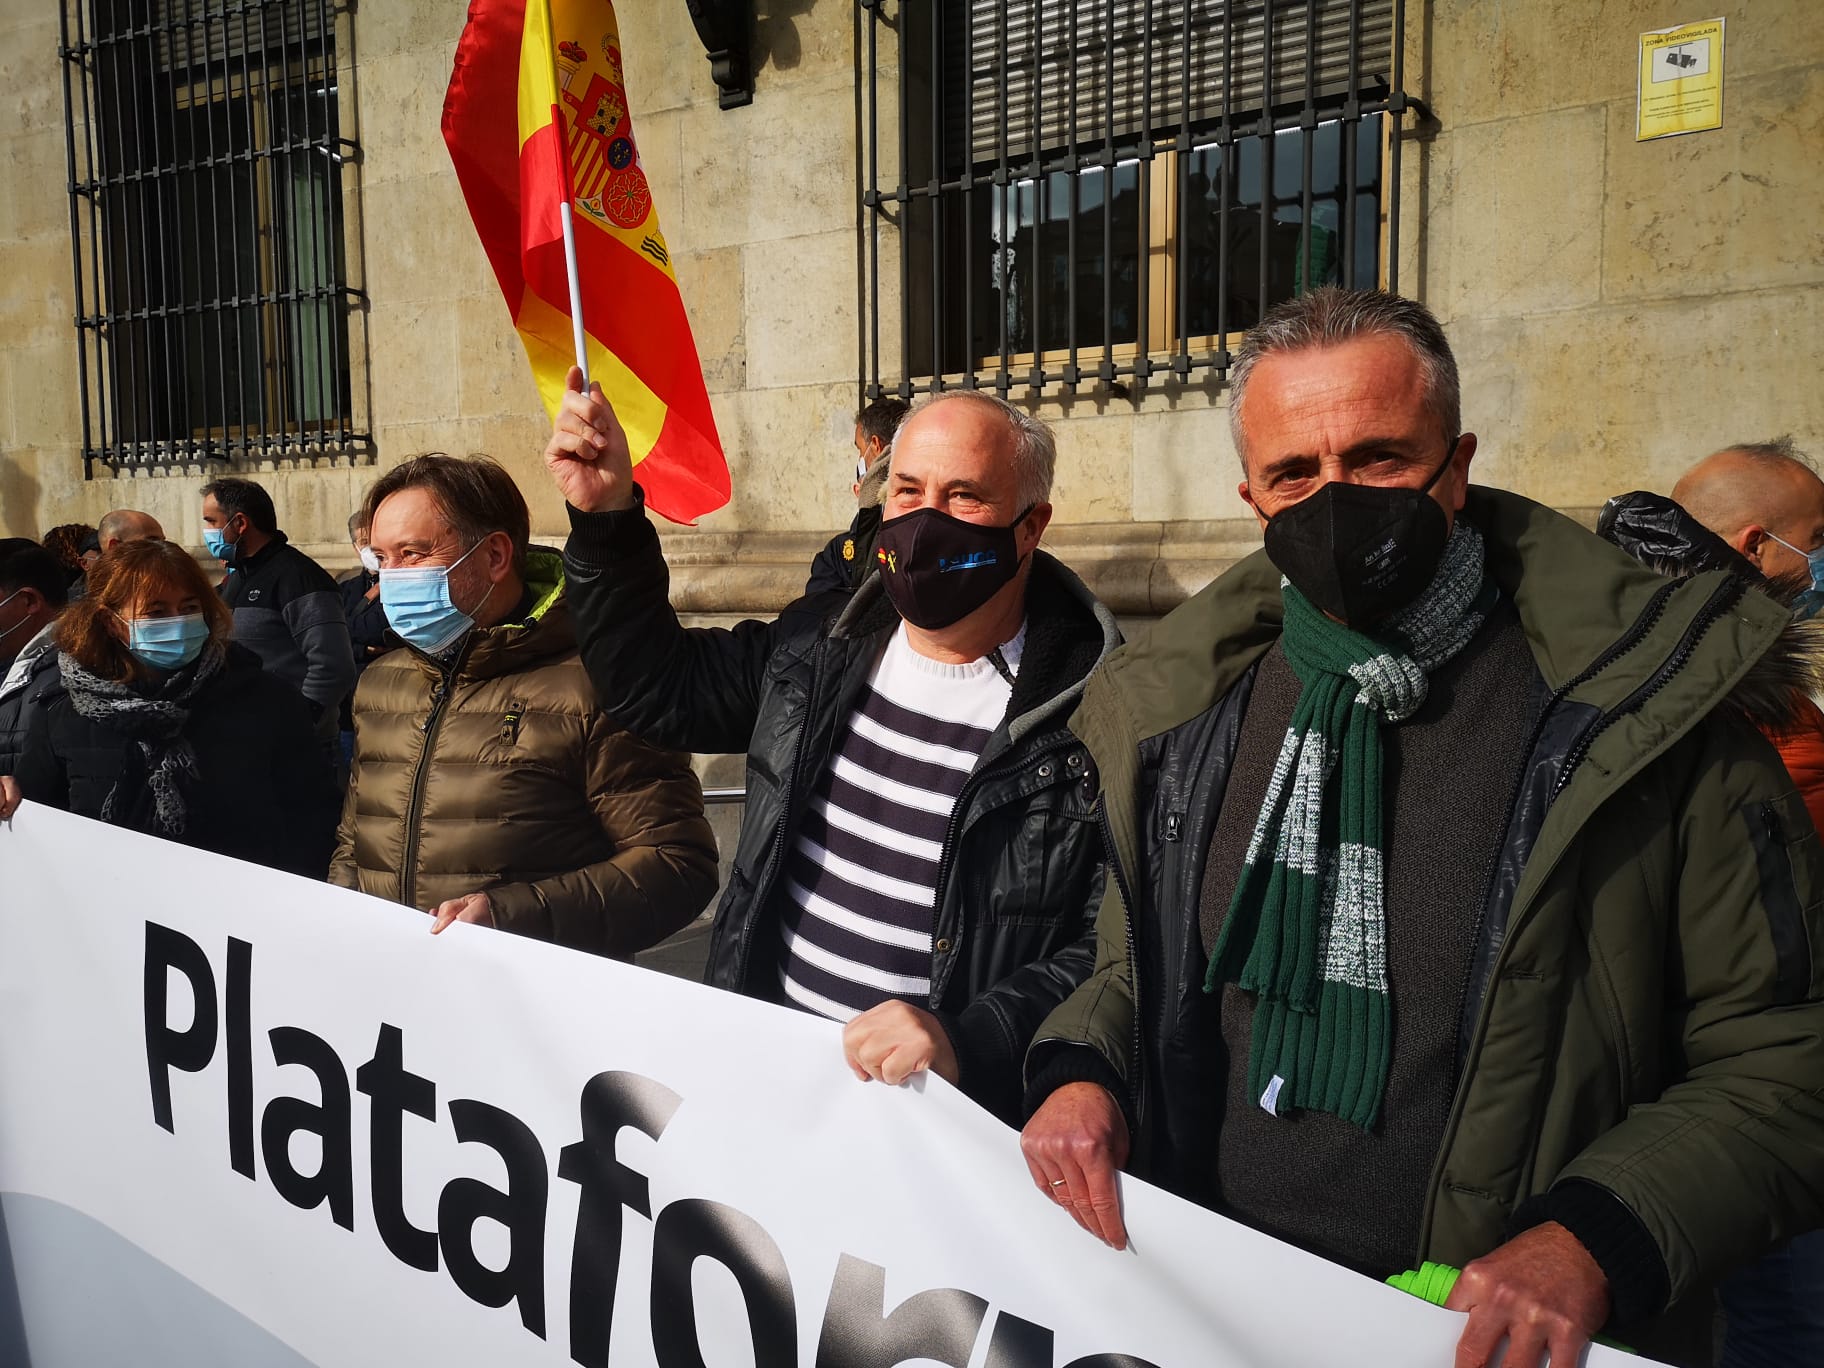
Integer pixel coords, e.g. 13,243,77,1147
1021,288,1824,1368
545,367,1120,1124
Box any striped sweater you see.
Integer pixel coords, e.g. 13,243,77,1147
778,623,1023,1020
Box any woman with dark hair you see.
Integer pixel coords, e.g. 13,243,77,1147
40,522,99,600
14,539,338,878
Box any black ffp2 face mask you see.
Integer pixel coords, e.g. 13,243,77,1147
873,504,1033,630
1262,450,1456,627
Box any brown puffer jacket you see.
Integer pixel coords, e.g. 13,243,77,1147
329,549,718,959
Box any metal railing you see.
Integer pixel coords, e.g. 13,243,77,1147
58,0,369,475
857,0,1426,401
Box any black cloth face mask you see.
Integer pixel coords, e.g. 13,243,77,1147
1261,448,1457,627
873,504,1034,630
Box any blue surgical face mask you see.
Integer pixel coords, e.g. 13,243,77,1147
203,523,239,563
0,589,30,648
127,613,211,671
379,539,494,654
1767,531,1824,594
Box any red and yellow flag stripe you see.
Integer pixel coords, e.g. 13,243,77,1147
445,0,729,524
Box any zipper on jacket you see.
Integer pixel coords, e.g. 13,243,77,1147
1547,576,1747,803
923,739,1069,1001
1096,797,1147,1129
400,664,458,909
1448,577,1684,1057
1422,573,1743,1247
738,643,828,993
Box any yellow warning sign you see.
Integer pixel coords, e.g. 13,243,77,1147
1637,19,1725,142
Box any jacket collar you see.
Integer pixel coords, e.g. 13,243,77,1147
233,529,289,574
0,620,60,699
827,549,1121,736
410,546,576,683
1071,486,1793,882
1080,485,1791,748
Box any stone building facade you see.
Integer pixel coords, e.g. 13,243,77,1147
0,0,1819,628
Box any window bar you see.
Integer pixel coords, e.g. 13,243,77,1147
280,0,309,449
1215,0,1233,371
314,0,344,454
1172,0,1191,376
77,0,117,468
1024,0,1042,391
1342,0,1360,288
216,1,248,457
238,0,273,458
864,2,879,401
960,0,976,390
860,2,875,401
995,0,1010,392
928,0,942,389
310,9,340,453
297,6,320,451
1098,0,1114,383
195,0,231,462
1132,0,1152,386
103,10,142,463
1062,0,1078,387
129,9,159,466
1256,0,1274,335
275,0,304,455
1389,0,1404,295
58,4,95,477
894,0,912,398
142,0,176,460
1299,0,1317,294
169,0,194,457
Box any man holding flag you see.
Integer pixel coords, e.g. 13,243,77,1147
545,377,1120,1126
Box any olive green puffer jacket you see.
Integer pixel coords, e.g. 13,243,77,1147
1028,488,1824,1362
329,549,718,958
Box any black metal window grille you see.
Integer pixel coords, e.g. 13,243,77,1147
58,1,368,474
859,0,1424,400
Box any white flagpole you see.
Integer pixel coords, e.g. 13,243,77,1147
540,1,589,387
559,200,589,387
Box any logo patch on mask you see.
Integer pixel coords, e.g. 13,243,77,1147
877,547,898,574
937,550,998,574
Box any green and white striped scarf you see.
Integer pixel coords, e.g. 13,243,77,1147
1204,522,1496,1130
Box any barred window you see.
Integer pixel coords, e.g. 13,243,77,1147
859,0,1423,399
59,1,367,473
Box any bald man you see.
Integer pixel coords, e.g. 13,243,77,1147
1672,437,1824,589
1669,436,1824,1368
96,508,164,553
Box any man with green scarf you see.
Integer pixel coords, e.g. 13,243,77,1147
1020,288,1824,1368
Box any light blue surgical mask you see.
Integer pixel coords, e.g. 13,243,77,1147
127,613,211,671
0,589,29,647
379,539,494,654
1766,531,1824,593
203,525,239,563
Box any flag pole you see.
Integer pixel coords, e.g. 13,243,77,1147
539,5,590,387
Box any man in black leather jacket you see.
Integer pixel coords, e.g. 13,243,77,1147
546,374,1118,1124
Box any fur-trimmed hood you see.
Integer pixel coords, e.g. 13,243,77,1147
1600,489,1824,733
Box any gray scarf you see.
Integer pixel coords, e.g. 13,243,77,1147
58,646,225,837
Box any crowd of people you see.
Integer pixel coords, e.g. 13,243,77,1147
2,287,1821,1368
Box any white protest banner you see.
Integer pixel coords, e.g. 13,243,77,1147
0,805,1649,1366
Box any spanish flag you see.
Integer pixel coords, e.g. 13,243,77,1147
443,0,730,524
